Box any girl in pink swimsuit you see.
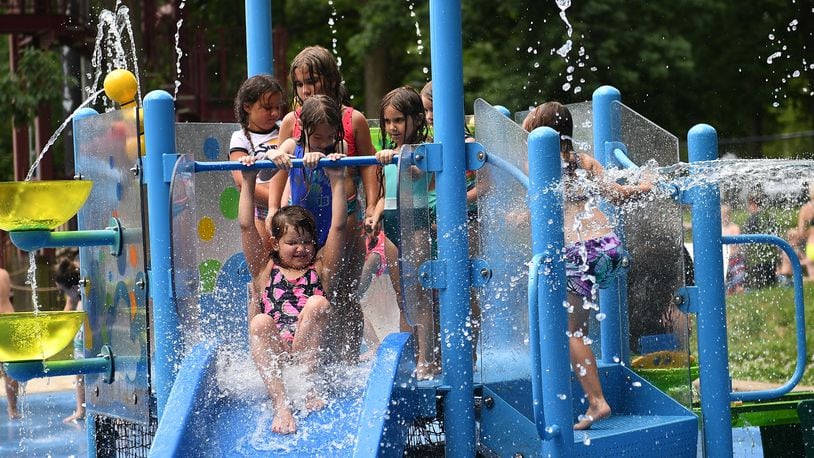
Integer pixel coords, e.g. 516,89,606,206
239,96,348,435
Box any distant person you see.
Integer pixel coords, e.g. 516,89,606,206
523,102,653,430
721,205,746,294
741,189,780,289
229,74,286,250
54,259,85,423
791,184,814,280
0,267,20,420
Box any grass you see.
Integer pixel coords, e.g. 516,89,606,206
722,283,814,386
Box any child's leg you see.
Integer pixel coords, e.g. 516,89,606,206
292,295,331,411
4,375,19,419
249,313,297,434
358,252,382,297
63,375,85,423
568,293,610,430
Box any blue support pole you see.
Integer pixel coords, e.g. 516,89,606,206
429,1,475,456
591,86,629,364
245,0,274,76
687,124,732,457
528,127,573,457
143,90,180,419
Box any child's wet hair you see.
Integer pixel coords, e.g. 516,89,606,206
289,46,348,106
522,101,574,154
234,74,285,129
378,86,428,148
269,206,318,263
298,94,344,152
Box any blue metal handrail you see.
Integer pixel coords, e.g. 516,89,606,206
723,234,807,402
192,155,385,173
483,153,530,190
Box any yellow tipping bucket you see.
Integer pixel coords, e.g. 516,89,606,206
0,181,93,232
0,311,86,362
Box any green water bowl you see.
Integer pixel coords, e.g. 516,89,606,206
635,364,700,393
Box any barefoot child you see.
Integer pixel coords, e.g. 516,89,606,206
240,95,348,435
523,102,652,430
54,259,86,423
0,268,20,420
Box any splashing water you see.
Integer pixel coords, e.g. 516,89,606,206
405,1,425,61
765,16,813,107
173,1,187,100
327,0,342,68
25,252,39,312
25,89,105,181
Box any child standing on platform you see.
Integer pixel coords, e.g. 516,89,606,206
240,95,348,435
230,74,286,250
523,102,652,430
0,267,19,420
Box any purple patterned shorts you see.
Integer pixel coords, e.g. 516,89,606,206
564,233,624,298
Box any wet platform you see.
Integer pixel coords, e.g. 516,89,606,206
0,388,87,457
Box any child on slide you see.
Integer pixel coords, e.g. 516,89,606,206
240,95,348,435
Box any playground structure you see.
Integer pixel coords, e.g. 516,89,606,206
1,0,813,456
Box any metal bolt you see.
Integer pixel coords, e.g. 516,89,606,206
415,154,424,162
514,454,524,458
73,174,84,180
132,393,138,405
136,279,145,289
477,151,486,161
420,271,428,279
130,165,140,177
480,267,490,279
94,386,100,397
484,396,494,409
673,295,684,306
78,278,90,287
621,256,630,268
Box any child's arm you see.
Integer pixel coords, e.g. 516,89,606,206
278,112,296,144
266,139,296,232
238,157,267,279
585,155,652,203
352,110,383,236
317,152,348,280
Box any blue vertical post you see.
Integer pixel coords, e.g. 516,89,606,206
591,85,629,364
429,1,475,456
528,127,574,457
687,124,732,457
245,0,274,76
143,90,180,419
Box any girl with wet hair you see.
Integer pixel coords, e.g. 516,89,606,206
267,45,379,362
238,95,348,435
524,101,652,430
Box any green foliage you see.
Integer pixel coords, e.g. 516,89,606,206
0,48,66,124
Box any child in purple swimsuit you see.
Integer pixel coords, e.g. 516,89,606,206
239,95,348,436
523,102,652,430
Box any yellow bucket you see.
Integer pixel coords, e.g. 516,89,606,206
0,311,86,362
0,181,93,232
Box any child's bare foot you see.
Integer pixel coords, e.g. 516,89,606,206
416,361,441,380
305,389,326,412
272,405,297,435
63,410,85,423
7,408,21,420
574,401,611,430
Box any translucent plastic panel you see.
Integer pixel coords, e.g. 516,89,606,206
396,144,434,335
611,101,691,405
473,99,533,411
74,106,149,422
174,123,247,349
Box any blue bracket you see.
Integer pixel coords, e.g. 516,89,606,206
4,344,115,383
9,217,123,256
413,143,443,172
470,258,491,287
675,285,699,314
465,142,486,171
418,259,446,289
605,141,637,170
163,153,180,183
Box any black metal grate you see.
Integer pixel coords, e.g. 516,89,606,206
94,415,157,458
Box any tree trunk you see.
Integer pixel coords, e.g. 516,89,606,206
363,46,389,118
